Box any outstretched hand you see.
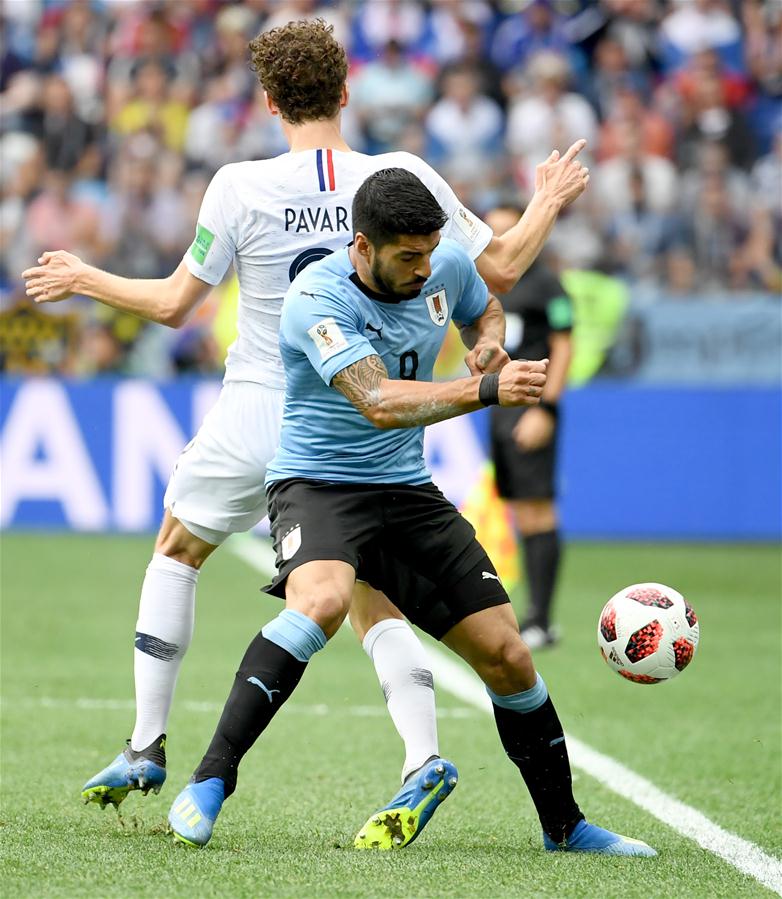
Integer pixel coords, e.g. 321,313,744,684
22,250,84,303
534,139,590,209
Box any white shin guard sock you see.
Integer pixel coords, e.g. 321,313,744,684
131,553,198,751
362,618,439,782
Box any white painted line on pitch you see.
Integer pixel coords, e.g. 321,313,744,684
6,696,477,720
229,536,782,896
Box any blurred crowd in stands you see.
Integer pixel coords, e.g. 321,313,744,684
1,0,780,376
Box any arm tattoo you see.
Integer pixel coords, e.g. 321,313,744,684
333,353,474,429
332,354,388,413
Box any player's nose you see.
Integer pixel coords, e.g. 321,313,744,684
414,259,432,281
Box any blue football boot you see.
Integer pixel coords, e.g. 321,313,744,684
168,778,225,847
544,819,657,856
354,757,458,849
81,735,167,808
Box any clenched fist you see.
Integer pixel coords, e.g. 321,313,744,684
498,359,548,407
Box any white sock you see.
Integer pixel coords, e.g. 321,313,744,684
130,553,198,751
362,619,439,782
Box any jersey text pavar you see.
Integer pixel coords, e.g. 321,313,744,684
284,206,349,233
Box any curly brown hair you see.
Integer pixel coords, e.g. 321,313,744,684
248,19,348,125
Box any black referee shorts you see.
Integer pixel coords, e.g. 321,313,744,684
264,478,510,639
490,406,558,500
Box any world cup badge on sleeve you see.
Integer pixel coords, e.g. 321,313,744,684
425,289,448,326
454,207,481,242
307,317,348,359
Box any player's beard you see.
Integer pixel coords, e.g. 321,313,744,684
370,258,425,301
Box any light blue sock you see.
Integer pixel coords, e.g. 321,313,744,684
487,673,548,713
262,609,327,663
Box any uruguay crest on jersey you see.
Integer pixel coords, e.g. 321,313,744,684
281,523,302,560
426,288,448,326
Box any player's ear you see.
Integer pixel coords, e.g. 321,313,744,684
340,83,349,109
264,91,279,117
354,232,371,260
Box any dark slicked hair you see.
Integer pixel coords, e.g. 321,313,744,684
352,169,448,248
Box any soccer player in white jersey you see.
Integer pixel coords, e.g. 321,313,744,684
22,20,589,818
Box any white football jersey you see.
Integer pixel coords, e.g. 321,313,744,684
183,148,493,388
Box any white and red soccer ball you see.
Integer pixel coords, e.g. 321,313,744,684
597,583,699,684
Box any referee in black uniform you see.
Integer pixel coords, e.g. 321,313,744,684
485,204,573,650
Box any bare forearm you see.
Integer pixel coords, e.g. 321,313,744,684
372,376,484,428
24,253,208,325
458,294,505,350
492,192,561,286
77,266,179,324
333,355,483,429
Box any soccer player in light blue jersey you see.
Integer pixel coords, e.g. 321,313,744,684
168,169,656,860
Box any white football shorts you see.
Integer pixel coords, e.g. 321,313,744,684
164,381,284,544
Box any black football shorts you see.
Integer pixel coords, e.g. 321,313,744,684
264,478,509,639
490,406,558,500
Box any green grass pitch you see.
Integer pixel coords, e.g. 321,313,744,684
1,533,780,898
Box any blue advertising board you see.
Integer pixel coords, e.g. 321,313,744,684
558,384,781,540
1,378,779,540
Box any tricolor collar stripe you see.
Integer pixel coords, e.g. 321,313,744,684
316,149,336,192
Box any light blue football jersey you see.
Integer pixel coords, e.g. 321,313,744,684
265,238,489,485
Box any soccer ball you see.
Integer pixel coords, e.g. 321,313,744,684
597,583,699,684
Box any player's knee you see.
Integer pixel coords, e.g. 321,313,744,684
290,580,352,638
479,632,536,694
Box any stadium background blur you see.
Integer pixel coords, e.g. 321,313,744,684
1,6,781,896
0,0,780,543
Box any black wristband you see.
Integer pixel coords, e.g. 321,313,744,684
539,400,559,419
478,372,500,406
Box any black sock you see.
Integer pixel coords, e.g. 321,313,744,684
193,633,306,797
492,697,583,842
521,530,561,630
